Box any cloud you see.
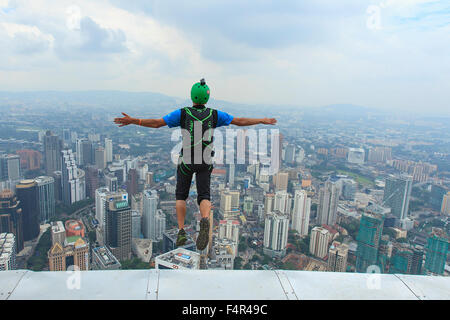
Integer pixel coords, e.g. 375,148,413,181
0,22,54,54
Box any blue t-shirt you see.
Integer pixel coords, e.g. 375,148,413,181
163,108,234,128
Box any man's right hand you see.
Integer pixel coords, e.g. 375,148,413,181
114,112,136,127
261,118,277,125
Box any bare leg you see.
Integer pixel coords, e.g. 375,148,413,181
199,199,211,219
176,200,187,229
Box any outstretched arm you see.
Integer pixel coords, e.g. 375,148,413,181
114,113,167,128
231,117,277,126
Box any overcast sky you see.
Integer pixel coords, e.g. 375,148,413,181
0,0,449,114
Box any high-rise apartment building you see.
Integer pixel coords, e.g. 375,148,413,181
274,172,289,192
291,190,311,236
142,189,166,241
263,211,289,258
424,234,449,275
0,233,17,271
309,226,331,259
219,190,240,220
61,150,85,205
274,190,291,215
440,192,450,215
328,241,349,272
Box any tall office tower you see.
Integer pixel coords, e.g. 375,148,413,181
328,241,349,272
219,190,240,220
309,226,331,259
424,234,449,275
70,131,78,144
104,198,132,261
284,144,296,165
48,237,89,271
105,174,118,192
0,154,21,181
368,147,392,163
243,197,253,215
272,191,289,216
317,181,339,226
291,190,311,236
143,189,158,240
131,210,141,239
389,245,424,275
34,176,55,223
228,164,235,188
383,174,412,220
16,150,42,171
76,138,94,166
155,209,166,241
264,193,275,214
108,162,126,186
43,131,63,175
341,179,357,201
347,148,365,165
15,180,39,241
431,185,448,211
95,188,127,228
105,138,113,163
274,172,289,191
441,192,450,215
61,150,86,205
263,211,289,258
0,190,23,252
0,233,17,270
85,166,99,199
127,169,139,197
355,212,384,273
95,147,106,170
50,221,66,246
52,171,62,202
62,129,71,146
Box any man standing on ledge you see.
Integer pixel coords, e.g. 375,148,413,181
114,79,276,251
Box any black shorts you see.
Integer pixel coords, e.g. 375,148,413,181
176,162,213,205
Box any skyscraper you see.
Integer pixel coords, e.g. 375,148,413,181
61,150,85,205
48,237,89,271
104,198,132,261
219,190,240,220
228,164,235,188
263,211,289,258
15,180,40,241
264,193,274,215
95,147,106,170
0,190,23,252
95,188,127,228
143,189,158,240
76,138,93,166
317,181,339,226
0,154,21,181
291,190,311,236
127,168,139,197
274,172,289,191
131,210,141,239
389,245,424,275
85,166,99,199
383,175,412,220
309,226,331,259
273,190,291,215
43,131,63,175
284,144,296,165
424,234,449,275
355,212,384,273
35,176,55,223
105,138,113,163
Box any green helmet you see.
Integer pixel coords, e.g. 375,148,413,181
191,78,210,105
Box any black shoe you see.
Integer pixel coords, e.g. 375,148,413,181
176,228,187,247
196,218,210,250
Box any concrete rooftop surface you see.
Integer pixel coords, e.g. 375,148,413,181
0,269,449,300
